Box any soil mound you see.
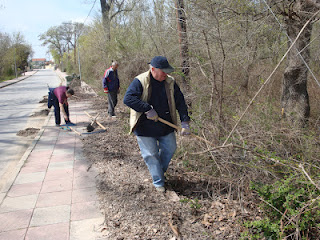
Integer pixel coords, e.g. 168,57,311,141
17,128,40,137
30,109,49,117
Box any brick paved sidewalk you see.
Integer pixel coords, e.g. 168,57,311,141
0,99,104,240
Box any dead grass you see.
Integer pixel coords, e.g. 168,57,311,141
74,62,320,239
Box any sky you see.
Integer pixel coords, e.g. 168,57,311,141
0,0,100,59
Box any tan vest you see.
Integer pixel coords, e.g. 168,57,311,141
129,70,178,134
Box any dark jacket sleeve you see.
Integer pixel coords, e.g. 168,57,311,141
102,73,108,89
102,69,109,88
102,71,114,89
103,69,120,92
174,83,190,122
123,78,152,112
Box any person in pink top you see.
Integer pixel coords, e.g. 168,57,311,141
48,86,75,126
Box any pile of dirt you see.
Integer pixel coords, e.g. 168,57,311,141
17,128,40,137
68,76,81,89
30,109,49,117
39,96,48,103
77,85,259,239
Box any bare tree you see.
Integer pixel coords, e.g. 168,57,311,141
175,0,190,88
60,22,84,64
269,0,320,125
39,26,65,64
100,0,136,40
39,22,85,67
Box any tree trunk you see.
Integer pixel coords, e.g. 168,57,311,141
281,19,311,126
175,0,190,89
100,0,111,41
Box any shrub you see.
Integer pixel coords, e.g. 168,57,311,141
243,174,320,239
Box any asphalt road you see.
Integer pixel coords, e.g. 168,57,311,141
0,69,61,191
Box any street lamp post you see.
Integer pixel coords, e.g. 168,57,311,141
77,41,81,80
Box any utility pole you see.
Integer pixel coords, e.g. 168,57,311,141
77,41,81,80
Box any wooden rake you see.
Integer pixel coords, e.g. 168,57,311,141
84,111,107,132
158,117,215,148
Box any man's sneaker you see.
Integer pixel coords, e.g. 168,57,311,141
156,186,165,192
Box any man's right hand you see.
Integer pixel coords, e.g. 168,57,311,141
104,88,109,93
181,121,191,136
145,108,158,121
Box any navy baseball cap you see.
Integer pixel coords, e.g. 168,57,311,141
149,56,174,73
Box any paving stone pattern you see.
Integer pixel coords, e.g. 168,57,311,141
0,100,104,240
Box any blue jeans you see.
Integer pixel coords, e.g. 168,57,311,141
53,96,70,125
136,132,177,188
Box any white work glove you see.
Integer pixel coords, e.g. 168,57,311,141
181,121,191,136
145,108,158,121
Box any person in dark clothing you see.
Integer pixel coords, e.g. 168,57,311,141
48,86,75,126
123,56,191,192
102,61,120,117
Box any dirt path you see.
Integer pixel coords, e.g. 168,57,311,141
75,84,257,240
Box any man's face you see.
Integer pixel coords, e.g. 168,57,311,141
112,64,119,71
66,93,72,98
151,67,167,81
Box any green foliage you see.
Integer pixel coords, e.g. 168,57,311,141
50,49,61,66
0,73,15,82
243,175,320,239
180,197,202,209
0,31,31,78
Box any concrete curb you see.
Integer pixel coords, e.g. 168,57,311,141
55,69,67,85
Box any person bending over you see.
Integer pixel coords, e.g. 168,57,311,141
48,86,75,126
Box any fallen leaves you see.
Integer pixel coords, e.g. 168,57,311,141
199,198,249,237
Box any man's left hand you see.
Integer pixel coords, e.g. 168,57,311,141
181,122,191,136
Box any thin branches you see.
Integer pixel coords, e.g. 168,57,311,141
222,10,320,146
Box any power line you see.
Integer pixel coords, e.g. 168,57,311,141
77,0,98,80
83,0,98,27
78,0,98,37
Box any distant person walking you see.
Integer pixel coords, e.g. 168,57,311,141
123,56,191,192
48,86,75,126
102,61,120,117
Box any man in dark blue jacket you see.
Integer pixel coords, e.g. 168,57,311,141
123,56,191,192
102,61,120,117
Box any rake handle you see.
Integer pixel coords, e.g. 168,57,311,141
158,117,215,148
69,126,82,136
84,111,107,130
158,117,181,131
